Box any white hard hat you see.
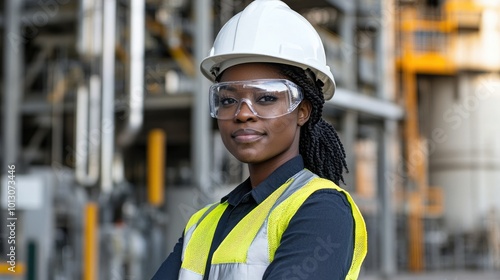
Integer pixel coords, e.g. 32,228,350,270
200,0,336,99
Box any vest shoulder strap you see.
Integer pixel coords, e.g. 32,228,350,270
181,202,229,275
268,176,367,279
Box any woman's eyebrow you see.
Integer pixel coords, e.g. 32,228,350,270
219,84,238,92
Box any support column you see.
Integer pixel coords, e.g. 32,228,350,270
192,0,213,194
2,0,24,170
339,11,357,91
378,120,398,278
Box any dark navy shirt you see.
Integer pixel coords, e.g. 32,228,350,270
152,155,354,280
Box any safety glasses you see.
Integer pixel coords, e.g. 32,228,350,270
209,79,303,120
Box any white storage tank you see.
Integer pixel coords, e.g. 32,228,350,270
422,73,500,233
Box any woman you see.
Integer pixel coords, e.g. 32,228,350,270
152,1,367,279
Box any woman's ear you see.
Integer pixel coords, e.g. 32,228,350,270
297,100,312,126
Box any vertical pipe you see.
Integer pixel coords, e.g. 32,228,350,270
76,0,102,187
51,65,65,167
340,10,356,91
101,0,117,193
75,78,101,186
409,194,424,271
88,75,102,182
75,85,90,184
148,129,166,206
378,120,397,278
83,203,98,280
2,0,23,170
375,1,395,100
193,0,213,193
404,63,425,272
116,0,145,148
378,0,397,277
78,0,102,57
27,241,36,280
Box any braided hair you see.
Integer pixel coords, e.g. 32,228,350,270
278,65,348,185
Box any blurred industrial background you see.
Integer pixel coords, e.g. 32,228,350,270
0,0,499,279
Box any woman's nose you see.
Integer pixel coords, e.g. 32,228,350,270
234,99,258,121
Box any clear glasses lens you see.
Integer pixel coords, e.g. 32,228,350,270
209,79,303,120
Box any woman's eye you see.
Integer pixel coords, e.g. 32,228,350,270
220,97,237,106
257,94,278,103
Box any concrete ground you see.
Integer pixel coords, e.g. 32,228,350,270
360,270,500,280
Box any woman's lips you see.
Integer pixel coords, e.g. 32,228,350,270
232,128,264,142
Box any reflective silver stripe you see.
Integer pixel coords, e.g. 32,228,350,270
246,169,317,264
181,203,219,261
245,224,269,264
181,226,195,262
271,169,317,211
208,263,267,280
179,267,203,280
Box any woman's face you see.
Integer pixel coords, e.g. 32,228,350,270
217,63,311,166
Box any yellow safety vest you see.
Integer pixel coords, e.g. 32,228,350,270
179,169,367,280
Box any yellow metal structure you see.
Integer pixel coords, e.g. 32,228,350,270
396,0,484,272
398,0,488,272
146,17,195,77
83,202,98,280
0,263,24,277
148,129,166,206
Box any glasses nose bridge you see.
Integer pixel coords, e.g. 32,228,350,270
234,98,258,117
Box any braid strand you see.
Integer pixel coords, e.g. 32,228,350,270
279,65,349,185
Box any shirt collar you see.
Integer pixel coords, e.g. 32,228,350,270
221,155,305,206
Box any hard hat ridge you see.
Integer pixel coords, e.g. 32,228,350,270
200,0,336,99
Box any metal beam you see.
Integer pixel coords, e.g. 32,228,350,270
325,88,404,120
3,0,24,170
339,7,356,91
193,0,213,193
378,120,398,278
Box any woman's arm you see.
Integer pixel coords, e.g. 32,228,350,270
151,232,184,280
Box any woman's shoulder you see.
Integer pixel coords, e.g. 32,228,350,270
294,173,353,212
305,187,353,215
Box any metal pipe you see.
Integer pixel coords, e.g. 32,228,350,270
2,0,23,171
51,64,65,166
193,0,213,193
148,129,166,206
340,9,356,91
75,78,100,186
74,85,87,181
378,120,397,278
83,202,99,280
78,0,103,58
377,1,397,277
75,0,102,187
325,88,404,120
116,0,145,148
100,0,117,193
